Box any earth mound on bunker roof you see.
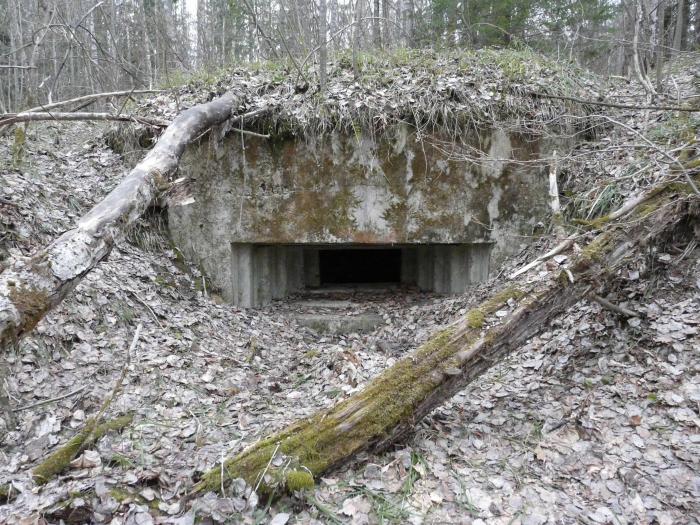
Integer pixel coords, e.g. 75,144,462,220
134,48,602,138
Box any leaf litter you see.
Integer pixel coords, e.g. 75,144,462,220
0,57,699,524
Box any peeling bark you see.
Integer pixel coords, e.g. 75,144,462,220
0,91,243,348
193,179,699,496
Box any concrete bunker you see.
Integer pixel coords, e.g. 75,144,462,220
169,123,559,307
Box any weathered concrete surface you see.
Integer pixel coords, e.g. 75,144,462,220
168,125,559,305
223,244,489,307
294,313,384,335
230,244,304,307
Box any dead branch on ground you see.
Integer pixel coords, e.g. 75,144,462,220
0,90,254,347
191,176,698,497
31,324,141,484
19,89,163,114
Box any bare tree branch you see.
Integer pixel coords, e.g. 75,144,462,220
0,111,170,128
20,89,163,114
530,92,700,112
0,65,37,70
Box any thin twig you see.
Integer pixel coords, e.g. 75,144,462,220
592,115,700,196
12,386,87,412
509,237,575,279
233,128,270,139
117,86,138,117
590,294,638,317
192,108,271,143
275,26,308,84
254,442,280,493
92,323,141,425
220,449,226,496
240,0,281,60
0,111,169,128
128,290,162,328
530,92,699,112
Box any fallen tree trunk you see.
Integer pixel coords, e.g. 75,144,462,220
0,90,245,347
193,178,699,496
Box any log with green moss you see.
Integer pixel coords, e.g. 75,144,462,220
32,413,133,485
192,177,699,496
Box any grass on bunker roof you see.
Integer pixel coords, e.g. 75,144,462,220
146,47,602,139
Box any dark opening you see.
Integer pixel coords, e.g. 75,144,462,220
319,249,401,284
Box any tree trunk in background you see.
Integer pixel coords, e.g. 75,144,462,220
142,1,154,88
373,0,381,48
461,0,471,46
680,0,689,49
382,0,390,47
0,91,244,348
656,0,665,92
194,180,699,496
26,0,52,106
672,0,686,52
633,0,656,96
696,0,700,48
2,0,699,109
352,0,361,80
319,0,328,89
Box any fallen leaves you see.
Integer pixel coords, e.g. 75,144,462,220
70,450,101,470
1,73,699,524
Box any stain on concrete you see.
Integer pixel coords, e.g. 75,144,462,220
168,124,564,304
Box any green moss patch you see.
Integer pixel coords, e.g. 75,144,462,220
286,470,315,492
466,309,486,329
33,414,133,485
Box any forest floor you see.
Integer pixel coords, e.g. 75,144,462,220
1,62,699,524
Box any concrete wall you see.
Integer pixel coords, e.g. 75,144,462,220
230,244,305,307
168,124,561,305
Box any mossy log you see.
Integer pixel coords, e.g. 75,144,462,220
193,179,699,496
0,90,248,348
32,413,133,485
